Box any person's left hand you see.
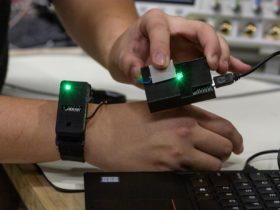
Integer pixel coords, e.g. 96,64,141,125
107,9,250,84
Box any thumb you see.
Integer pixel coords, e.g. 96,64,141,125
140,10,171,69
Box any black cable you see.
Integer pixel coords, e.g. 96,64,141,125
90,89,126,104
213,50,280,88
237,51,280,79
87,101,106,120
243,150,279,171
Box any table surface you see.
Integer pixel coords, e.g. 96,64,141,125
3,49,280,210
3,164,84,210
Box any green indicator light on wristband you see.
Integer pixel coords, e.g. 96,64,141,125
64,84,72,91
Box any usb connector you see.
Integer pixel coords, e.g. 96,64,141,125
213,73,240,88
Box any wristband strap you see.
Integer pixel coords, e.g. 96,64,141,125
56,81,91,162
56,136,85,162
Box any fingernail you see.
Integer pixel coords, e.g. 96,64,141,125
223,60,229,71
131,66,140,82
237,144,244,154
210,55,218,70
153,51,168,67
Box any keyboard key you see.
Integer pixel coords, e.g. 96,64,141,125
194,187,211,194
239,189,256,196
245,206,263,210
272,177,280,184
245,202,262,210
266,200,280,208
241,195,258,203
221,199,239,207
258,187,275,194
262,193,279,201
249,173,268,181
230,172,249,183
219,192,236,200
255,180,270,188
216,186,232,193
236,182,251,190
269,172,280,178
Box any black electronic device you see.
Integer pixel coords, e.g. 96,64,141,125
141,57,216,112
56,81,92,162
84,170,280,210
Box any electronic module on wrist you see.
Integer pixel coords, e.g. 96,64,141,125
55,81,92,162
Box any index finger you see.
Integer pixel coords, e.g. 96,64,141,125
168,18,222,70
184,105,244,154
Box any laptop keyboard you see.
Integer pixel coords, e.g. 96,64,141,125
84,170,280,210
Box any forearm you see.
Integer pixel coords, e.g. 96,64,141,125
53,0,138,68
0,96,59,163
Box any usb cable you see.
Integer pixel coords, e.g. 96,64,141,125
213,51,280,88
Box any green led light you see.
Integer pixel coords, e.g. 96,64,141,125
64,84,72,91
136,75,143,83
176,72,184,81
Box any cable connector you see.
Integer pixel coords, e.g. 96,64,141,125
243,164,259,172
213,73,240,88
90,89,126,104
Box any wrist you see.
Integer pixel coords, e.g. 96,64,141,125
84,103,107,165
103,20,136,70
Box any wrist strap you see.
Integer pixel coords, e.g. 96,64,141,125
56,136,85,162
56,81,91,162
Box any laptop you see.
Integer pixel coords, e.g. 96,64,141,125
84,170,280,210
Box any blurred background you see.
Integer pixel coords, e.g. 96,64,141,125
9,0,74,49
8,0,280,79
135,0,280,77
2,0,279,102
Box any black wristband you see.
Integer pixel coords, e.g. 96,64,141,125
56,136,85,162
56,81,92,162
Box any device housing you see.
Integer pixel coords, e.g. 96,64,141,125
141,57,216,112
56,81,91,140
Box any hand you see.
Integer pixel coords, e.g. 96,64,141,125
108,9,251,84
85,102,243,171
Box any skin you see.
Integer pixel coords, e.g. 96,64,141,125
85,102,243,171
0,0,250,171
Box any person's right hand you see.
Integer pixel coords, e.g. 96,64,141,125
107,9,250,85
85,101,243,171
